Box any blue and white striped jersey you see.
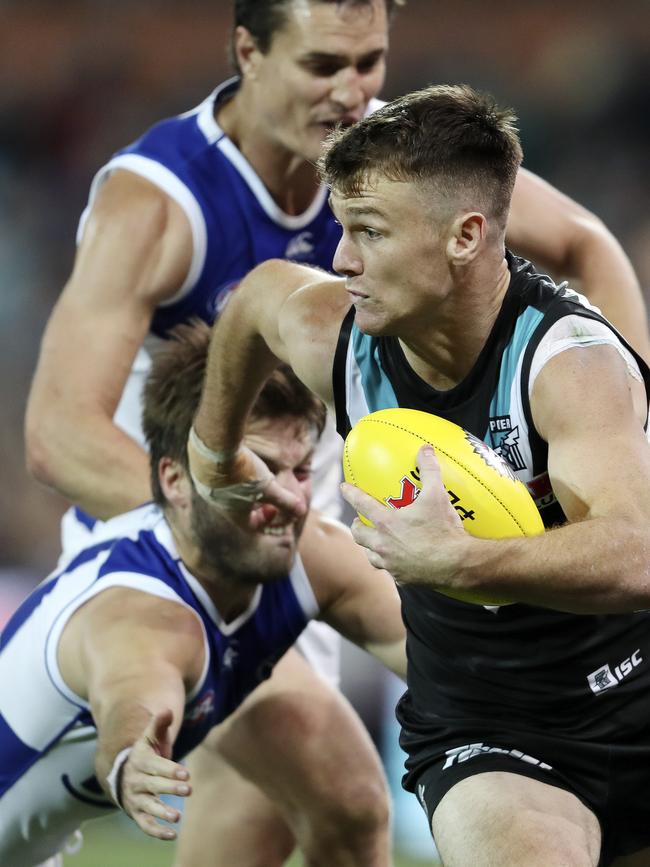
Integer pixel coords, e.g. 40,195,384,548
0,504,318,800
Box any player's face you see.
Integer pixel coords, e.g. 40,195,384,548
330,175,453,337
190,416,315,586
249,0,388,163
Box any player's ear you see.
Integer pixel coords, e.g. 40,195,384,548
446,212,486,265
159,457,192,509
233,25,263,79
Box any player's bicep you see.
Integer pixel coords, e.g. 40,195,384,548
531,344,650,524
506,168,590,274
73,169,193,309
302,515,405,649
69,588,205,709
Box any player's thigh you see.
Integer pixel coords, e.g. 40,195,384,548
0,726,114,867
431,771,601,867
212,647,389,825
174,737,294,867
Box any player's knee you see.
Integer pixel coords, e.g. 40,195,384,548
312,774,391,842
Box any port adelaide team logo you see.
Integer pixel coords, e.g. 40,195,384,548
465,427,518,480
485,415,527,472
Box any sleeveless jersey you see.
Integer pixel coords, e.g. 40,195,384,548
66,79,384,540
0,504,318,799
333,252,650,740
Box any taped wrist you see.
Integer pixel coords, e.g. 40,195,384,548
188,426,238,466
105,746,132,809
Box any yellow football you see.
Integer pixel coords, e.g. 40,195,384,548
342,408,544,606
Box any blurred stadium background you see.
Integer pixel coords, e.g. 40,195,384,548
2,0,648,863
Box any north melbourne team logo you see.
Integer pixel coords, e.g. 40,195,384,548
487,415,526,472
285,231,314,260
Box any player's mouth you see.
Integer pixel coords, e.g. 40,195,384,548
347,287,369,303
261,523,291,536
260,520,296,545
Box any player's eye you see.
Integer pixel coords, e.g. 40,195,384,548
304,60,344,77
357,53,383,74
364,227,382,240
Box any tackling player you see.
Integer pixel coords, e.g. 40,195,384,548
1,323,404,867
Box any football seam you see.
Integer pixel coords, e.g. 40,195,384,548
349,418,528,536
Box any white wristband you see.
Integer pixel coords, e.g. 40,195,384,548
188,426,238,465
105,747,132,808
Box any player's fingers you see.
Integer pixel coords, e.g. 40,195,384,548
129,750,189,781
132,793,182,824
364,549,386,571
340,482,384,521
349,516,379,550
133,811,178,842
131,773,192,798
415,444,444,491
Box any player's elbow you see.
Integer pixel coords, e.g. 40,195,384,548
24,411,60,488
562,212,623,275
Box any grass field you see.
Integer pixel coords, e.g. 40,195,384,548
62,813,436,866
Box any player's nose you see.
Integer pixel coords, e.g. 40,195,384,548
330,67,365,114
333,236,363,277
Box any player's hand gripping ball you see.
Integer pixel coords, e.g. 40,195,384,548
343,408,544,605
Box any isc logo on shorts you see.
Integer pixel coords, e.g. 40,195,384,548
587,649,643,694
442,742,552,771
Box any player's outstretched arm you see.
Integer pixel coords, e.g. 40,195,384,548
25,170,192,519
58,586,205,838
190,259,348,515
344,345,650,614
299,512,406,678
507,168,650,361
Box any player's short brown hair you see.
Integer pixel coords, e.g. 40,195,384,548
320,83,523,224
142,320,326,505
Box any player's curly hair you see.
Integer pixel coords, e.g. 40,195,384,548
230,0,404,72
142,320,326,506
320,83,523,225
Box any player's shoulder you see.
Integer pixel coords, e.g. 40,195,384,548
298,512,354,575
114,85,236,188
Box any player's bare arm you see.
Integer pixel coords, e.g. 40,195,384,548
507,168,650,360
299,511,406,678
57,587,204,839
25,169,193,518
344,344,650,614
190,260,347,511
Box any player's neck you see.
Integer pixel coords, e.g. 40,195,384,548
187,558,257,624
169,520,257,623
217,97,321,215
399,257,511,391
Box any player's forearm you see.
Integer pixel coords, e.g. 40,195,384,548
93,686,184,798
561,217,650,362
193,274,283,451
25,410,151,519
447,517,650,614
